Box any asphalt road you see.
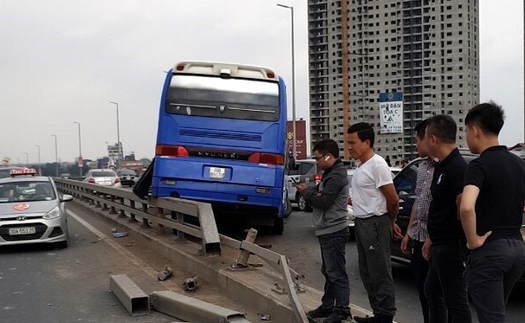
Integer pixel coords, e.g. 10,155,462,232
2,202,524,323
252,209,525,323
0,210,176,323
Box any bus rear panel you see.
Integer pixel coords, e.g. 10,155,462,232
152,62,287,232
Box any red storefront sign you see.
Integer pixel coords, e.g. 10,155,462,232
286,119,307,160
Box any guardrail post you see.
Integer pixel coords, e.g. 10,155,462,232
235,228,258,267
141,203,151,228
128,200,137,222
153,206,167,235
109,195,118,214
172,211,186,242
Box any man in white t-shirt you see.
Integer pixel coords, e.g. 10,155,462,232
347,122,402,323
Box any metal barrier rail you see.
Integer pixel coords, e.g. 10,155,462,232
54,179,308,323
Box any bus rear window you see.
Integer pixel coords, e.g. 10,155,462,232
165,75,279,122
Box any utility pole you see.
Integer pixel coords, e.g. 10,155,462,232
341,0,350,160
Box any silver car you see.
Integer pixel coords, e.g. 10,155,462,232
0,170,72,248
83,169,122,188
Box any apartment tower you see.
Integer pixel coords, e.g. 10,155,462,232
308,0,479,163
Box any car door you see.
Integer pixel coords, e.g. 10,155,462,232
285,162,301,201
391,158,425,263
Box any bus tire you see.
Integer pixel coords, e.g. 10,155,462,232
283,198,292,218
272,217,284,235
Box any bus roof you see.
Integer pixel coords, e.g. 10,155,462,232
172,61,278,81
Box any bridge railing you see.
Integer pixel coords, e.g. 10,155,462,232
54,178,308,323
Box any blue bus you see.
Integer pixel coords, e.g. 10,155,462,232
152,61,288,234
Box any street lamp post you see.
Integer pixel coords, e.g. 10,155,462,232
277,3,297,159
109,101,122,161
51,134,58,177
73,121,83,177
35,144,41,175
35,145,41,164
23,152,28,165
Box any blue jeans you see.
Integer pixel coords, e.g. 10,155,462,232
318,227,350,309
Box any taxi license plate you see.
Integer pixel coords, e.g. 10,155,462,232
209,167,226,179
9,227,36,235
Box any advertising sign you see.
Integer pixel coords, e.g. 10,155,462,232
379,92,403,134
286,119,307,160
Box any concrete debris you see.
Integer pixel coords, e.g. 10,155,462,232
182,276,199,292
157,266,174,281
113,232,128,238
260,313,271,321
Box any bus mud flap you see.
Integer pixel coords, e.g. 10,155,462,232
150,290,251,323
109,274,150,316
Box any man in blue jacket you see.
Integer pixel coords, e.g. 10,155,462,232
296,139,352,323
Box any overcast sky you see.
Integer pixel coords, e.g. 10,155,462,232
0,0,523,164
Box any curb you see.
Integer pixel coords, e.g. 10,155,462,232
70,200,373,321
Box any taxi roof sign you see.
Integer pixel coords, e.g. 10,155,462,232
10,168,37,177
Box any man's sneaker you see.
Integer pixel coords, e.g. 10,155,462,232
323,308,352,323
354,314,393,323
307,306,333,319
354,315,379,323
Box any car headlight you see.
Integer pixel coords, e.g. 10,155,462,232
43,206,61,220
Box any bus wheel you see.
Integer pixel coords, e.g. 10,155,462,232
283,198,292,218
272,217,284,235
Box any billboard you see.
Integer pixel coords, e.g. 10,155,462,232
379,92,403,134
286,119,307,160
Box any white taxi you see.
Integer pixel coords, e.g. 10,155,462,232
0,168,72,248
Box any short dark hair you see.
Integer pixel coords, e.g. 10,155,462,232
313,139,340,158
426,115,456,144
414,119,429,139
347,122,375,148
465,101,505,136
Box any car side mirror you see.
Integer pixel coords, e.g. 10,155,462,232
61,194,74,202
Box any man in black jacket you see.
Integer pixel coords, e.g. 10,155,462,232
296,139,352,323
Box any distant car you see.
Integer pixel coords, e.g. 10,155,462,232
391,152,478,264
285,159,322,211
83,169,122,188
0,168,72,248
59,173,71,179
117,169,136,187
0,166,26,179
389,167,402,176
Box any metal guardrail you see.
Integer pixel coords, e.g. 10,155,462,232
54,179,308,323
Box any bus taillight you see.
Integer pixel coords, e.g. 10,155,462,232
248,153,284,165
155,145,189,157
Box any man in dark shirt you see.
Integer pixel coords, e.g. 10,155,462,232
422,115,471,323
460,102,525,323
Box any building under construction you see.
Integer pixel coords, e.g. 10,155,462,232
308,0,479,162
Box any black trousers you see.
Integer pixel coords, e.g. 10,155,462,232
410,239,429,323
467,238,525,323
424,240,471,323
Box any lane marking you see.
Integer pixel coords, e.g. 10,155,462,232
66,209,177,290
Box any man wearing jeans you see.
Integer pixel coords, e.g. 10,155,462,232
460,102,525,323
296,139,352,323
423,115,471,323
346,122,402,323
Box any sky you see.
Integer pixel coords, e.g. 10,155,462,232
0,0,523,164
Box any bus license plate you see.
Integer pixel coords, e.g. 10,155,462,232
9,227,36,235
209,167,226,179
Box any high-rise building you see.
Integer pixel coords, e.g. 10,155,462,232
308,0,479,163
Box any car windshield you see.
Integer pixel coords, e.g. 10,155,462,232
92,171,116,177
0,181,56,203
